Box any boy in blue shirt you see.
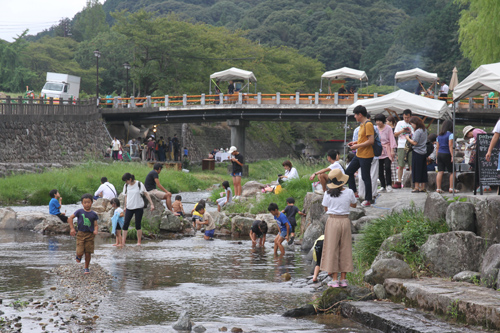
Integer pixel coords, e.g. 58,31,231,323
68,194,99,274
49,189,68,223
268,202,290,255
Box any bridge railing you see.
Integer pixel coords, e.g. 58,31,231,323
98,93,497,111
0,96,96,115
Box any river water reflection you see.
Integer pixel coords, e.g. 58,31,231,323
0,230,377,332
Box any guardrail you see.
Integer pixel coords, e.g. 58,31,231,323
0,96,96,115
98,92,498,110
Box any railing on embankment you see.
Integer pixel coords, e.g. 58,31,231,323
0,96,97,115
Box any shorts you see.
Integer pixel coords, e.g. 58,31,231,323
397,148,412,168
279,229,288,238
289,220,297,233
205,229,215,238
76,231,95,254
148,189,166,200
231,171,242,177
175,211,185,217
437,153,453,173
56,213,68,223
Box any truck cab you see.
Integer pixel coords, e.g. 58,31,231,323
41,72,81,101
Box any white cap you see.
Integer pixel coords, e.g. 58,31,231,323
229,146,237,153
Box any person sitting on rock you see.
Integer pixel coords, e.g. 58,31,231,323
278,160,299,184
49,189,68,223
216,181,233,212
249,220,268,247
309,149,344,194
172,195,185,217
144,163,173,211
93,177,117,201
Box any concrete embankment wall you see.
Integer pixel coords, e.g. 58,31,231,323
0,114,110,163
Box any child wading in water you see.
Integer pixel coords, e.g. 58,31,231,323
268,203,291,255
282,197,306,245
217,181,232,212
192,202,215,240
321,169,357,288
68,194,99,274
110,198,124,246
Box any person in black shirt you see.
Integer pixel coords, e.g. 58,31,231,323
229,146,244,199
172,134,180,161
144,163,173,211
282,197,306,245
228,81,235,95
249,220,268,247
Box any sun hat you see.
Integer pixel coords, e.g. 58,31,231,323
228,146,237,153
326,169,349,189
463,125,474,139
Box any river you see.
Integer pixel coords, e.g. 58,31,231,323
0,192,376,332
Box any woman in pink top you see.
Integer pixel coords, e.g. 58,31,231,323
375,114,397,192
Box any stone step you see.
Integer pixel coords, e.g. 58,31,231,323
384,277,500,330
341,301,482,333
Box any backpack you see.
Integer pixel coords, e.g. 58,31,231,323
425,141,434,158
366,121,382,157
125,181,149,208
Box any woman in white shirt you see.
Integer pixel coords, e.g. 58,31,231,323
278,160,299,184
320,169,357,288
121,173,154,246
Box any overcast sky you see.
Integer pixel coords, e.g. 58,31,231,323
0,0,91,42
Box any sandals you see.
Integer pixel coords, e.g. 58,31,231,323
436,189,444,193
411,189,419,193
449,189,460,193
75,255,82,263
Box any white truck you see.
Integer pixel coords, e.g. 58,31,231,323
41,72,81,100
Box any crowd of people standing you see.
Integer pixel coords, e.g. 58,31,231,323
111,134,186,162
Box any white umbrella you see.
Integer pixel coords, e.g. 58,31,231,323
449,67,459,91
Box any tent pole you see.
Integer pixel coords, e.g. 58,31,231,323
394,78,396,92
437,119,440,134
343,115,348,158
320,79,323,93
452,102,456,197
209,79,212,95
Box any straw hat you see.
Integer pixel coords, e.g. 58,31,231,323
326,169,349,189
463,125,474,139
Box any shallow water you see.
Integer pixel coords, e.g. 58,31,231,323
0,230,376,332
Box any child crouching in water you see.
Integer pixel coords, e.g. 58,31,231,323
268,202,290,255
216,181,232,212
110,198,124,247
321,169,357,288
68,194,99,274
192,202,215,240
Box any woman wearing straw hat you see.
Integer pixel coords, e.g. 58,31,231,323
320,169,357,288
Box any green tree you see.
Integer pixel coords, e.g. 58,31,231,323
73,0,109,42
0,31,36,92
455,0,500,68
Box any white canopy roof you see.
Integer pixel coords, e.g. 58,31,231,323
321,67,368,81
395,68,438,83
346,89,451,119
453,62,500,101
210,67,257,82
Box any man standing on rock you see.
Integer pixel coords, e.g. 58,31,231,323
394,109,414,188
345,105,374,207
229,146,244,199
144,163,173,211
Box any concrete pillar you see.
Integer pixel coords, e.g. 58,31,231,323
165,95,169,107
295,92,300,105
227,119,249,160
201,93,205,105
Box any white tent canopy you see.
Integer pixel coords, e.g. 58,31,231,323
346,89,451,119
321,67,368,81
452,62,500,101
210,67,257,82
395,68,438,83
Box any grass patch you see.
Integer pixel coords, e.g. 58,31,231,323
354,208,448,272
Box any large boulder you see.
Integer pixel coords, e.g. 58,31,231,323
91,198,111,213
255,213,279,234
446,202,475,232
301,192,325,235
143,194,166,227
160,211,183,232
349,208,366,222
452,271,480,283
379,233,404,252
480,244,500,288
301,222,324,253
15,212,58,230
364,258,412,285
373,250,405,263
475,197,500,243
173,311,192,331
33,217,70,234
0,208,18,229
420,231,488,276
231,216,255,236
215,212,231,230
423,192,449,221
241,181,266,198
351,216,378,234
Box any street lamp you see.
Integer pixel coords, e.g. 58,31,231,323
123,62,131,97
94,49,101,105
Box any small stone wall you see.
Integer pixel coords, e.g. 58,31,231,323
0,114,109,163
